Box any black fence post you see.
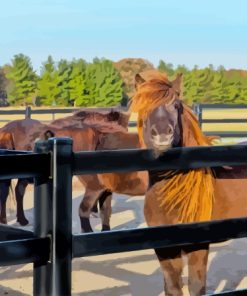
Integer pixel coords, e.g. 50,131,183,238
198,104,203,127
33,137,73,296
193,103,202,127
49,137,73,296
33,140,53,295
25,106,32,119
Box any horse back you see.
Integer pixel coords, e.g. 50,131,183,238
0,119,43,150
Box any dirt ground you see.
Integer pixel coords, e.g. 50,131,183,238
1,179,247,295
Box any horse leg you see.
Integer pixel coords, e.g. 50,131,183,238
186,245,209,296
155,248,184,296
0,180,11,224
15,178,29,226
79,187,105,233
99,190,112,231
91,200,99,217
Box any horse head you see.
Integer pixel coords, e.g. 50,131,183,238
131,71,183,155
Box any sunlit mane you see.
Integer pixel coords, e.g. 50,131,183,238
130,73,215,223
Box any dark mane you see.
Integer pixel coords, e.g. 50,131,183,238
48,108,130,134
73,107,130,128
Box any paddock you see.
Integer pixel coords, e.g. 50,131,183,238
1,106,247,295
0,180,247,295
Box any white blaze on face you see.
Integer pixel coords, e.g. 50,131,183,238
151,123,174,151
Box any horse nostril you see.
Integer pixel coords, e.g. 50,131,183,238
151,127,158,137
167,125,173,134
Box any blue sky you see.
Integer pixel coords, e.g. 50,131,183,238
1,0,247,72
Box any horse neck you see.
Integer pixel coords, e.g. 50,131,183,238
181,106,209,147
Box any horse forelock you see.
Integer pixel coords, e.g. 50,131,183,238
130,78,179,121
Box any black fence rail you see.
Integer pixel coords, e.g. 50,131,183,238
0,106,121,121
192,103,247,138
2,104,247,137
1,140,247,295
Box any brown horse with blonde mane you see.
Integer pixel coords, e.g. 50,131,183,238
130,70,247,295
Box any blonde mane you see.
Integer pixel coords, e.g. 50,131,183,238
130,73,214,223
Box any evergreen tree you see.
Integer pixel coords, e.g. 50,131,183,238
56,59,72,106
0,67,7,98
158,60,175,77
75,59,123,107
6,54,37,105
36,56,60,106
68,59,87,106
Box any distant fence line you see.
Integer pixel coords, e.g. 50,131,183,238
192,103,247,138
0,106,126,121
1,105,247,137
0,106,138,128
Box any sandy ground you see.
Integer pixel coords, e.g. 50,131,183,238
1,179,247,295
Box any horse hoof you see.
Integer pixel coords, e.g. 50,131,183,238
17,218,29,226
80,217,93,233
81,228,93,233
102,225,111,231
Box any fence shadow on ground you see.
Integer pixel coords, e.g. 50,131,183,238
2,191,247,295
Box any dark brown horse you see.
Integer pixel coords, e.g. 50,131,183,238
40,127,148,232
30,111,147,232
0,109,148,230
0,119,43,224
0,111,122,225
131,70,247,296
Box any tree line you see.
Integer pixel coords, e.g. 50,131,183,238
0,54,247,107
158,61,247,105
0,54,123,107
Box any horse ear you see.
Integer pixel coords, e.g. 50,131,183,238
44,130,55,140
172,73,183,94
135,74,146,89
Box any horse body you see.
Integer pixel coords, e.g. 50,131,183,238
0,110,148,231
47,129,148,232
131,70,247,295
1,118,42,150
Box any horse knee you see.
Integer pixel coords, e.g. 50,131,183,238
79,199,93,217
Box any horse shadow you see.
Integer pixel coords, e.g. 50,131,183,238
72,253,163,296
109,193,146,230
206,238,247,294
5,191,247,295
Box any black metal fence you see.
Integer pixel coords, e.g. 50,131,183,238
0,106,138,128
1,139,247,295
2,104,247,136
192,103,247,138
0,106,85,122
